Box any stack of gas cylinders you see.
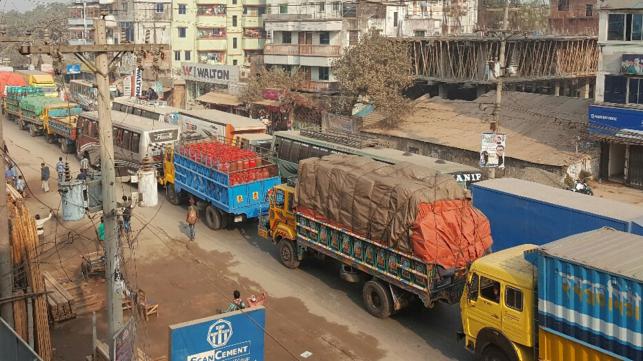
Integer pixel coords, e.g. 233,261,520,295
179,141,274,185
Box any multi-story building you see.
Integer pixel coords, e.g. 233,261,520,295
170,0,267,73
549,0,598,35
117,0,172,44
590,0,643,188
381,0,478,37
68,0,101,45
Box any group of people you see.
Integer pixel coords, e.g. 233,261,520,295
5,157,69,198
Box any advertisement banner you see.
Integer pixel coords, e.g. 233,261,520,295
169,307,265,361
621,54,643,76
480,132,506,169
181,62,239,84
66,64,81,75
134,68,143,97
589,105,643,140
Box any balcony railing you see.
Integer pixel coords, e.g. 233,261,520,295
298,80,339,92
264,44,340,57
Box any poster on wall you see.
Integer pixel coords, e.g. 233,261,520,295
480,132,506,169
621,54,643,76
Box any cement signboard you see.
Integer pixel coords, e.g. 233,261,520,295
182,63,239,84
169,307,265,361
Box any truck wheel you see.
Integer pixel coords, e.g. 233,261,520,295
278,239,300,269
19,120,28,130
362,280,393,318
204,205,223,230
46,134,55,144
28,125,38,137
166,184,181,205
480,346,510,361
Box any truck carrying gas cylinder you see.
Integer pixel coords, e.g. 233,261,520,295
260,154,493,318
164,139,281,229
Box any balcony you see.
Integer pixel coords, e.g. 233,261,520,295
243,38,265,50
197,38,228,50
242,16,262,28
298,80,339,93
68,18,94,26
264,44,340,57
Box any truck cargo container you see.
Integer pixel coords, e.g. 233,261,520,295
460,227,642,361
259,155,493,318
2,86,44,121
470,178,643,251
163,139,281,229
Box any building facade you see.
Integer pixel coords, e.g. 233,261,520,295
170,0,266,74
380,0,478,37
591,0,643,188
549,0,598,35
68,0,101,45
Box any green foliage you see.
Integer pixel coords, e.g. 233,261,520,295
332,30,412,125
240,67,304,104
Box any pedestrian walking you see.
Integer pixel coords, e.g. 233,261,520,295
56,157,65,183
97,217,105,242
35,211,53,237
80,152,90,176
5,164,16,187
186,198,198,241
40,163,50,192
225,290,247,312
15,175,26,197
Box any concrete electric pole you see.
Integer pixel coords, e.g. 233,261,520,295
18,14,168,359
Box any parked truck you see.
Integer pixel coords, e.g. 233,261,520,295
15,70,57,97
43,114,81,154
162,139,281,229
460,227,642,361
2,86,44,121
18,96,82,136
259,155,493,318
471,178,643,250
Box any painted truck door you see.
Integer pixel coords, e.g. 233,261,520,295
501,284,530,346
464,273,502,338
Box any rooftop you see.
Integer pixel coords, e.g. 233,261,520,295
363,91,595,167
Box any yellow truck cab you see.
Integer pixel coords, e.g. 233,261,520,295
257,183,299,267
460,244,537,361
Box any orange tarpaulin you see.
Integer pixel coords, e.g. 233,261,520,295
411,199,493,269
0,72,27,97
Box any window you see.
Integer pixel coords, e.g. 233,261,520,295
287,193,293,212
332,1,340,11
232,0,237,4
131,133,140,153
174,51,180,61
349,30,359,45
233,59,238,65
628,78,643,105
277,139,291,160
633,14,643,41
259,6,266,15
319,32,330,45
604,75,627,104
282,31,292,44
393,12,398,27
275,189,285,206
319,2,325,12
557,0,568,11
197,4,226,16
318,67,329,81
480,276,501,303
185,50,191,61
233,37,238,48
178,27,187,38
467,273,479,301
608,14,625,40
178,3,187,14
414,30,425,37
232,15,238,27
155,2,164,13
505,286,523,311
198,28,226,39
585,4,592,17
279,4,288,14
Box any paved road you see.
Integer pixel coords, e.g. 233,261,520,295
3,115,472,361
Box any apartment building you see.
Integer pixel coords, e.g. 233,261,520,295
68,0,101,45
170,0,267,73
590,0,643,187
380,0,478,37
549,0,598,35
117,0,172,44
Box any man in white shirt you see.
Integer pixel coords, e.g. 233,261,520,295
35,211,53,236
80,153,90,176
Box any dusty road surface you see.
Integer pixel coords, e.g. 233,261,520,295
3,115,471,361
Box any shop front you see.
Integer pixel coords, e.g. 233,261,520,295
181,62,240,103
589,104,643,188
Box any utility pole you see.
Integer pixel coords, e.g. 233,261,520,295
488,0,510,179
19,13,167,360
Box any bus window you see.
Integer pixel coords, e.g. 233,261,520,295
278,139,291,160
131,132,140,153
299,143,310,160
288,142,301,162
122,130,132,150
90,121,99,138
133,108,142,117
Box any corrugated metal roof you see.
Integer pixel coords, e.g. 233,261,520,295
473,178,643,221
180,108,265,130
537,228,643,281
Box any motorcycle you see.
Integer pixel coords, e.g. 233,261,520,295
569,179,593,196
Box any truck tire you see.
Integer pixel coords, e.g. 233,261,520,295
362,280,393,319
278,239,300,269
19,120,28,130
204,205,223,230
28,125,38,137
166,184,181,205
480,346,510,361
46,134,55,144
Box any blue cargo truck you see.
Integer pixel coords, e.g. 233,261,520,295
163,141,281,230
471,178,643,251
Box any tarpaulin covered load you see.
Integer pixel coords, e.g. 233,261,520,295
0,72,27,97
19,96,63,116
296,154,492,268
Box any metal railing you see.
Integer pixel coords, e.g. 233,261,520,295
298,81,339,92
264,44,341,57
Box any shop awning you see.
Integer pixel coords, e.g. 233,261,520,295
251,99,281,107
196,92,242,106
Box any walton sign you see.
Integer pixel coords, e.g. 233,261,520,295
182,63,240,85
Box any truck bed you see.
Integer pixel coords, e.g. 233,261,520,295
47,117,77,140
173,152,280,219
295,212,466,306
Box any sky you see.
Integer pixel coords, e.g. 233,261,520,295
1,0,68,12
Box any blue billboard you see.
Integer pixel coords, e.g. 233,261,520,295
169,307,265,361
66,64,81,75
588,104,643,138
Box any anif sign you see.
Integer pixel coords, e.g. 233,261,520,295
169,307,265,361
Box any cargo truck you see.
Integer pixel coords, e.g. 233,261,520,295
18,96,82,136
460,227,642,361
162,139,281,229
259,155,493,318
43,114,80,154
471,178,643,250
2,86,44,121
0,72,26,97
15,70,57,97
